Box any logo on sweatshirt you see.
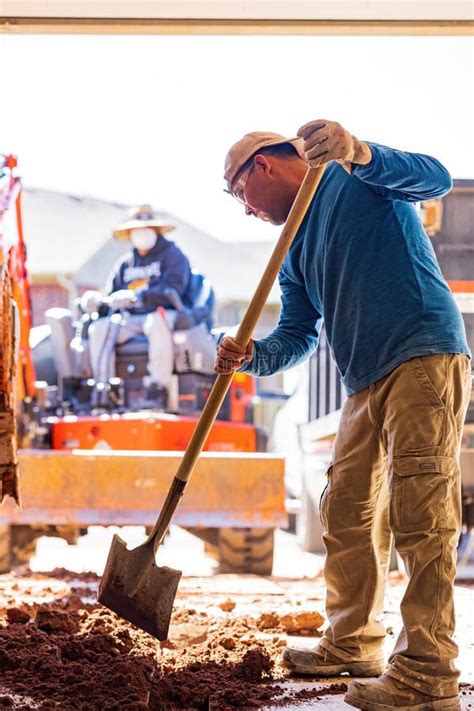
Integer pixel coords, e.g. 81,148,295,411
124,261,161,283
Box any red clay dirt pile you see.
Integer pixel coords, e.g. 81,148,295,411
0,568,334,710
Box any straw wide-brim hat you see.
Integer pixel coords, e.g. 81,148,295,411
113,204,175,240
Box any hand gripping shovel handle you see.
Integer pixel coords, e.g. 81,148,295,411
148,165,325,552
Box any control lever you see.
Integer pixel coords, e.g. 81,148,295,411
163,287,185,312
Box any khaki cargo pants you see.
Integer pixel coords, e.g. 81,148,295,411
319,353,471,697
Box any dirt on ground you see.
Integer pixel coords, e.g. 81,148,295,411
2,568,472,710
0,568,334,710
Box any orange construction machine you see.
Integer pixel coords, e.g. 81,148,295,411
0,155,36,402
0,155,286,575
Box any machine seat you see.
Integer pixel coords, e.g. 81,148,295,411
115,334,148,357
115,271,214,358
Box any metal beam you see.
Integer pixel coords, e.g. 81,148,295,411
0,449,287,528
3,1,473,20
1,17,472,35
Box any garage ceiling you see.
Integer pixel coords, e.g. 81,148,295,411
1,0,473,34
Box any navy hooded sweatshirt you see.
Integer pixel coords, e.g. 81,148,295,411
108,235,191,315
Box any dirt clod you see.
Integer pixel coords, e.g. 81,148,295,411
256,609,324,635
220,636,237,650
35,608,79,633
257,611,280,630
6,608,31,625
280,611,324,634
219,599,236,612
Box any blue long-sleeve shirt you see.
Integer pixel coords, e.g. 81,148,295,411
240,142,470,394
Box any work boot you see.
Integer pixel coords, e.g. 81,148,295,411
345,673,461,710
282,644,384,677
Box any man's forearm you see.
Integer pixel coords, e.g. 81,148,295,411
239,327,319,377
352,142,452,201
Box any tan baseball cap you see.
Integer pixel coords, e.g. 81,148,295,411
224,131,305,189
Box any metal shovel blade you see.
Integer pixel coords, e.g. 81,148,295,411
97,533,182,640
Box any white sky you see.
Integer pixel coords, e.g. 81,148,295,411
1,34,473,242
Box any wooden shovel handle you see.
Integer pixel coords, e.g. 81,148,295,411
174,165,325,483
148,165,325,551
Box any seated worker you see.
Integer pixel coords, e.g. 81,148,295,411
81,205,191,408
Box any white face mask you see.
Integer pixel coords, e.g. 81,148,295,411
130,227,157,252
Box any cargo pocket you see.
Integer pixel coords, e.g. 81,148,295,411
390,455,456,533
319,465,332,530
411,356,446,409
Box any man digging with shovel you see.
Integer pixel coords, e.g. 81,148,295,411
216,120,471,711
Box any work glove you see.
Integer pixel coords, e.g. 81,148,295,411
297,119,372,172
108,289,137,311
80,289,103,314
215,336,254,374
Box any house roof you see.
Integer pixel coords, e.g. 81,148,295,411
21,188,279,303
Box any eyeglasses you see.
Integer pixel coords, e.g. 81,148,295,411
226,161,254,205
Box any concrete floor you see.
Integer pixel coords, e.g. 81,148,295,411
30,523,322,579
263,685,474,710
27,525,474,709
